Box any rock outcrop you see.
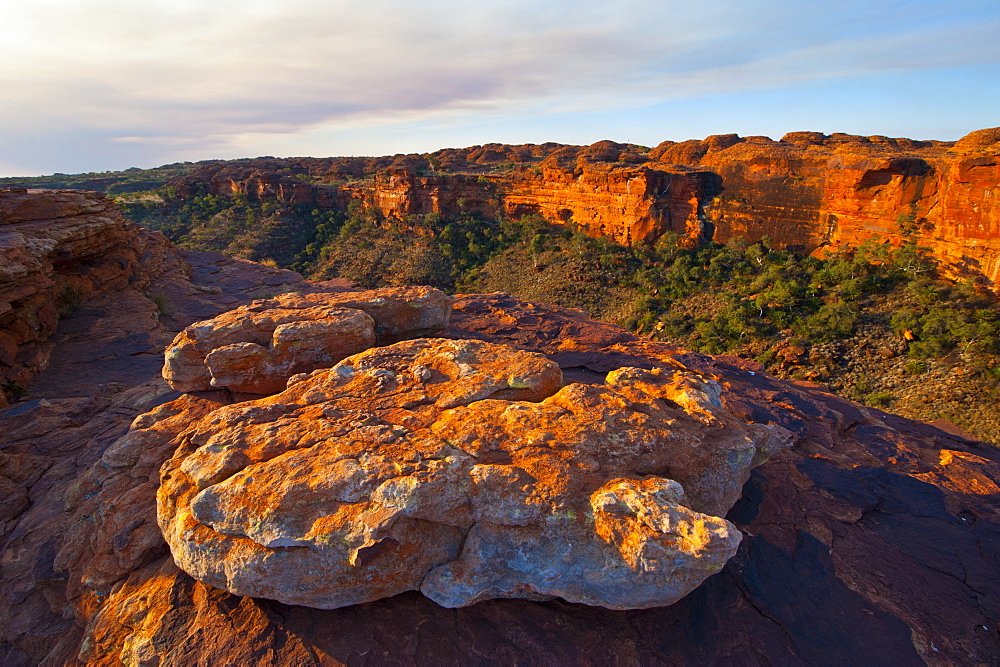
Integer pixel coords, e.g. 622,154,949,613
157,335,790,610
161,286,452,394
0,188,180,406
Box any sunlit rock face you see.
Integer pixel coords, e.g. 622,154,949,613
169,127,1000,287
157,336,791,610
161,286,453,393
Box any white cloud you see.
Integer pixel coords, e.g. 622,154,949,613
0,0,997,173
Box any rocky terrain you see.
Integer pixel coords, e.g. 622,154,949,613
0,188,179,407
1,189,999,664
154,294,789,611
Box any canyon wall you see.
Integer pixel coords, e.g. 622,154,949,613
166,128,1000,286
695,129,1000,283
0,188,178,407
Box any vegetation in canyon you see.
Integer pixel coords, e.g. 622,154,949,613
0,162,203,194
102,190,1000,444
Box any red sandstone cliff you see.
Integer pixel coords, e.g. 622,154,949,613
165,128,1000,287
690,129,1000,284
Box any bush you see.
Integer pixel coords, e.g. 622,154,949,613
2,379,27,400
56,285,84,318
150,293,171,318
865,390,894,408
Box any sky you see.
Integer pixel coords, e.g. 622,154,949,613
1,0,998,176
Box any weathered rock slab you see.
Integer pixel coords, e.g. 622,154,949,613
157,337,789,610
161,286,453,393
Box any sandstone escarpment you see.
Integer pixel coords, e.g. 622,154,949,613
160,127,1000,287
0,188,182,407
691,132,1000,285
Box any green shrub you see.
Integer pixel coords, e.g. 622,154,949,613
56,284,85,318
2,379,27,400
865,391,894,408
150,293,171,318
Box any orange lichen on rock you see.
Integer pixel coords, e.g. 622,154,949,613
156,337,790,610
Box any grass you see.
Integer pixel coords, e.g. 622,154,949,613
57,285,84,318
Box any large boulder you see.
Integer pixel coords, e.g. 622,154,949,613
161,286,453,393
157,337,791,610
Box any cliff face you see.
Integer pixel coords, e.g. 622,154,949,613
696,133,1000,283
162,127,1000,286
0,188,180,407
500,165,717,245
173,160,714,247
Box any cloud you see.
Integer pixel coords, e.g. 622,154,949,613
0,0,998,173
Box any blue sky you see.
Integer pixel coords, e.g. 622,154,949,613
1,0,997,176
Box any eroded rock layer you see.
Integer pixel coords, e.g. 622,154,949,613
157,336,791,610
0,188,178,406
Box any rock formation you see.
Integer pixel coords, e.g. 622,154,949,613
0,188,180,407
161,286,453,394
163,127,1000,287
157,330,791,610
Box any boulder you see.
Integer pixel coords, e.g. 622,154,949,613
161,286,453,393
157,338,790,610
